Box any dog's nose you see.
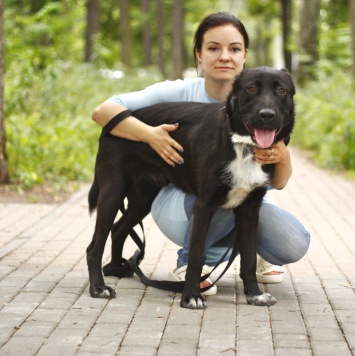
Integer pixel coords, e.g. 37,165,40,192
259,109,276,121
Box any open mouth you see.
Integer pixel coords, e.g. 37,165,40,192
246,125,282,148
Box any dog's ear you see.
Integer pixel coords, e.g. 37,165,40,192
227,93,237,114
280,68,296,95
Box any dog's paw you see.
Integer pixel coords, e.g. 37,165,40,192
180,296,207,309
90,285,116,299
246,293,276,306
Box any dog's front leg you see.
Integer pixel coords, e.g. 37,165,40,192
180,200,213,309
235,190,277,307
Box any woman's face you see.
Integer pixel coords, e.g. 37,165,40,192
196,24,248,84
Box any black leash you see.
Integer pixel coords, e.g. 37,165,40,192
102,207,240,293
100,110,132,139
127,236,240,293
102,204,145,278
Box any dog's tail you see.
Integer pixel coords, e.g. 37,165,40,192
88,177,99,215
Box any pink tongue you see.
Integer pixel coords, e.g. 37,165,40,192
254,129,276,148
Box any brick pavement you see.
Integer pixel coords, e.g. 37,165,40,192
0,147,354,356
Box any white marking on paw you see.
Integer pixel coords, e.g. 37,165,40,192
99,289,111,299
196,298,206,309
184,298,207,309
187,299,197,309
247,293,277,306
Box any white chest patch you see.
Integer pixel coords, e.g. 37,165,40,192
221,133,270,209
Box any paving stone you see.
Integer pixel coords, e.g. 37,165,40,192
121,329,163,347
37,342,80,356
14,320,56,338
273,333,310,349
311,341,353,356
159,337,198,355
237,339,274,355
116,345,157,355
274,348,312,356
78,338,122,354
0,336,45,355
307,326,345,341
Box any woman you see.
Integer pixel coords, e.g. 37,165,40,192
92,12,310,296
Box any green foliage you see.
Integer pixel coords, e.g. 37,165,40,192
245,0,279,17
5,0,85,71
5,63,163,188
319,0,352,74
293,69,355,171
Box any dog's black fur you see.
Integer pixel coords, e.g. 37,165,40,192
86,67,296,309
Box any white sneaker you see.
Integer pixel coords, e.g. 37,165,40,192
168,265,217,296
256,254,284,284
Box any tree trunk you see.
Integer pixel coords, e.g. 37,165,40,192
253,16,273,67
142,0,152,66
0,0,10,184
172,0,184,79
297,0,320,85
350,0,355,78
85,0,100,62
281,0,292,72
118,0,131,67
157,0,166,76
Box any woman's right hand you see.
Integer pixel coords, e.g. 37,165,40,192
145,123,184,167
92,102,184,166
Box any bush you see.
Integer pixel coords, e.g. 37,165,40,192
5,62,163,188
293,70,355,172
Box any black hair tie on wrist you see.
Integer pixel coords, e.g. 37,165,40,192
100,109,132,139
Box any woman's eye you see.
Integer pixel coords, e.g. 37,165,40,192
208,47,218,52
277,88,287,95
246,87,256,94
231,47,241,52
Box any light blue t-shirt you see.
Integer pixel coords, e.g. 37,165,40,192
107,77,219,110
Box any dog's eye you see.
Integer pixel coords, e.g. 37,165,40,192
246,86,256,94
277,88,287,96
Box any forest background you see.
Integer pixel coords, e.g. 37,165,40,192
0,0,354,197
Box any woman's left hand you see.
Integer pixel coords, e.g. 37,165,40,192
254,140,292,190
253,141,289,165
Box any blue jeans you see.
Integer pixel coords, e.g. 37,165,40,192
151,186,310,268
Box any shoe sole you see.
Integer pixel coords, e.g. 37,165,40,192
256,272,284,284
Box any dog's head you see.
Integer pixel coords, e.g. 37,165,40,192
226,67,296,148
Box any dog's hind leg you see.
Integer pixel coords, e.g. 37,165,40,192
235,189,277,307
87,185,125,299
109,182,161,271
180,198,214,309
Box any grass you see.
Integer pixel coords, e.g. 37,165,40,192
5,63,163,189
293,69,355,176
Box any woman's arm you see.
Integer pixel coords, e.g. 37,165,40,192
92,102,184,166
253,141,292,190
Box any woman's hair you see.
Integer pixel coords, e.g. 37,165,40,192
193,12,249,66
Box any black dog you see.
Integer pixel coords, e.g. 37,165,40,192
86,67,295,309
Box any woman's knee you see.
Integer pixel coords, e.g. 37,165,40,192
283,228,310,263
258,203,311,265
